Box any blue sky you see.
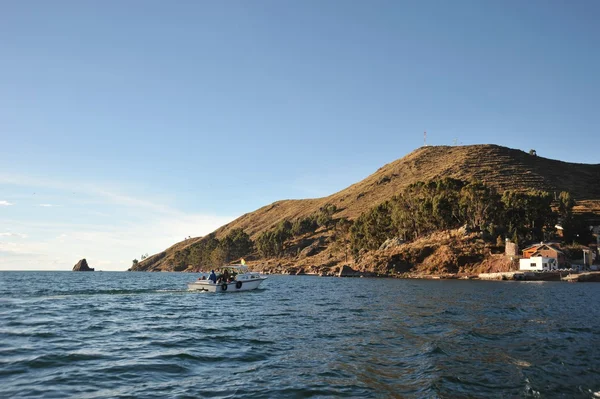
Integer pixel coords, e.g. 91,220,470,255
1,0,598,270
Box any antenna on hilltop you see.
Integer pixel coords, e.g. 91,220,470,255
424,131,427,146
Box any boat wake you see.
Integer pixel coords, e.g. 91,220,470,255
37,288,191,298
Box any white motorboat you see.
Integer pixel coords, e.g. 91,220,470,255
187,265,267,292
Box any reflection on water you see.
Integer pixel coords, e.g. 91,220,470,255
1,272,600,398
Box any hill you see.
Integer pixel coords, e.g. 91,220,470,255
131,144,600,272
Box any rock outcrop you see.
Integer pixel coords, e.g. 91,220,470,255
73,258,94,272
338,265,376,277
379,237,405,250
299,238,324,258
338,265,359,277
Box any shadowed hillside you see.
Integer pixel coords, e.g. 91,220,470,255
132,144,600,272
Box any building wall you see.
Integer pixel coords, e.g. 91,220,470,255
520,258,543,271
522,248,538,258
535,249,566,266
519,257,556,271
536,248,558,259
523,246,567,266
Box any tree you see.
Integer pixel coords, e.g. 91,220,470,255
529,149,537,156
132,259,138,267
228,228,253,260
172,249,189,271
351,202,392,253
187,233,220,270
501,190,554,243
316,204,337,227
524,190,554,241
459,181,500,232
291,217,317,236
256,230,282,257
217,228,254,263
210,246,227,266
558,191,575,225
390,188,425,240
275,219,292,236
332,217,352,263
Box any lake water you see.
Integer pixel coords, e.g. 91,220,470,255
1,272,599,398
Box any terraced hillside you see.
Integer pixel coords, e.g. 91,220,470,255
133,144,600,271
214,145,600,240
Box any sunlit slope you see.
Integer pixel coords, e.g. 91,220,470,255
217,144,600,239
134,144,600,271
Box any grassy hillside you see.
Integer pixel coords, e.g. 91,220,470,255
216,145,600,240
132,144,600,272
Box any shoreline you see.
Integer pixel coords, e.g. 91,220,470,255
287,270,600,282
126,268,600,282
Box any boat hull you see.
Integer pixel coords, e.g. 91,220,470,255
187,277,266,292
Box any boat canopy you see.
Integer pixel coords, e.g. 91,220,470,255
218,265,249,273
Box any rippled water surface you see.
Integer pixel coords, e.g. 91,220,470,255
1,272,600,398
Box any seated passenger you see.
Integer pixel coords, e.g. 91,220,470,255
222,269,230,282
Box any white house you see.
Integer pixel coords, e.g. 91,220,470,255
519,256,557,271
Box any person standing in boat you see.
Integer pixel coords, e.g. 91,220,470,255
221,269,230,283
208,270,217,283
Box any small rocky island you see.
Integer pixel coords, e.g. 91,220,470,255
73,258,94,272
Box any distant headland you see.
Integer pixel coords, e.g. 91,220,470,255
129,144,600,278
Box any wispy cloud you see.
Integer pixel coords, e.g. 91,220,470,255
0,232,27,238
0,173,238,271
0,213,234,271
0,174,73,191
94,189,176,215
0,200,13,206
0,173,178,216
